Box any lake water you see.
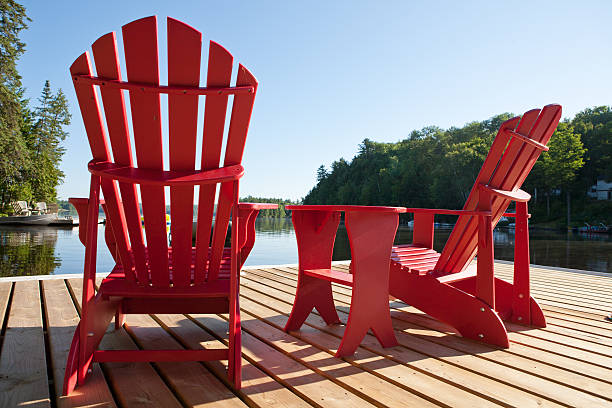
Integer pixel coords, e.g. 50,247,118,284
1,218,610,277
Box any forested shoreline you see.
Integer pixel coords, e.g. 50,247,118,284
0,1,70,214
304,107,612,228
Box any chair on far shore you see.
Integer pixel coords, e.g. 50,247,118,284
388,104,561,347
63,16,276,395
11,201,31,216
33,202,48,214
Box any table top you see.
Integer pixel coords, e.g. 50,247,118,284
286,205,406,213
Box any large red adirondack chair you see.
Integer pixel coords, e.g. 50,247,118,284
389,105,561,347
63,16,276,395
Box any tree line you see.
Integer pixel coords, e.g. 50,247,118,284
304,107,612,227
0,1,70,213
240,196,300,218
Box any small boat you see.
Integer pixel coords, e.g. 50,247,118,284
0,213,59,225
1,201,81,226
578,223,611,234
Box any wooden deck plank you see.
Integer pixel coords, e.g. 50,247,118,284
41,279,116,408
235,304,446,407
193,313,378,408
495,277,612,305
0,282,11,331
241,269,612,404
67,278,183,407
495,268,612,296
244,268,612,366
125,313,247,408
238,292,553,408
386,304,612,385
0,280,51,407
240,278,612,407
1,261,610,408
543,311,612,333
154,313,313,408
494,274,612,309
254,267,612,354
495,263,612,283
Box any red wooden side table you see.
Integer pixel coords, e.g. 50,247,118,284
284,205,405,357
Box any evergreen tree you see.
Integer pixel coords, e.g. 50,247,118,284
27,80,71,202
0,0,30,209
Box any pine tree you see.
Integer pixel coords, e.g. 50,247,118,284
28,80,71,202
0,0,30,209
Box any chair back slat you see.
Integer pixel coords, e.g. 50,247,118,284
208,65,257,281
70,53,135,279
167,18,202,287
436,105,561,274
73,16,257,288
122,16,169,286
91,33,147,281
441,109,541,273
194,42,233,284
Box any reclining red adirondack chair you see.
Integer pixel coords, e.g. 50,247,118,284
389,104,561,347
63,16,276,395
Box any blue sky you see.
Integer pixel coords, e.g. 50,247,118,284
18,1,612,201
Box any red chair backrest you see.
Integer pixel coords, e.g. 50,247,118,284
435,104,562,275
70,16,257,287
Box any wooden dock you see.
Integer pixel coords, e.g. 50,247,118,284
0,261,610,407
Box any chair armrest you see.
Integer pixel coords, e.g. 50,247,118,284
503,212,531,219
238,202,278,210
69,197,118,261
235,203,278,269
478,185,531,202
404,208,492,216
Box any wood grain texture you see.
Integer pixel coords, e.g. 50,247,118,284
67,278,182,407
126,313,246,407
42,279,116,407
1,262,610,407
0,281,50,407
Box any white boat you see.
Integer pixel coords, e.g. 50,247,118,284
0,213,59,225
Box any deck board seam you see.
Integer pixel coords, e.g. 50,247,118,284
240,277,612,404
146,313,253,408
240,271,612,393
183,314,327,408
237,291,511,407
240,278,574,406
227,311,419,408
120,321,195,408
0,282,15,357
39,281,58,408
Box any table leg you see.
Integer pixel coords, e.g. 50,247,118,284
337,211,399,357
285,211,341,332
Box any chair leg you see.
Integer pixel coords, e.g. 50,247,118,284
390,264,510,348
70,293,119,393
63,322,81,395
115,310,126,330
227,292,242,389
285,273,340,332
336,290,398,357
491,278,546,327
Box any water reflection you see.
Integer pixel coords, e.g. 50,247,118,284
0,226,61,277
0,219,610,276
332,225,612,273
